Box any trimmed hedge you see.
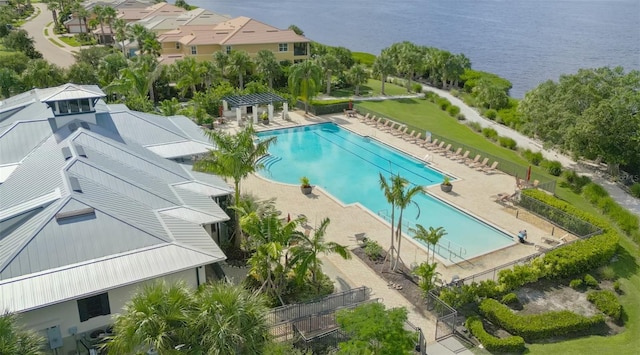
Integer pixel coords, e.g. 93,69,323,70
501,293,519,305
583,274,599,288
466,316,525,353
587,290,622,321
498,136,517,150
479,299,605,342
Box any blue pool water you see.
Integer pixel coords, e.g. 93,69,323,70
257,123,514,261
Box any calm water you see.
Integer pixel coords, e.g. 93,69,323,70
187,0,640,97
257,123,514,261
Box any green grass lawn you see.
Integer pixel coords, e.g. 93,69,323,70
331,79,410,98
58,36,82,47
48,38,64,47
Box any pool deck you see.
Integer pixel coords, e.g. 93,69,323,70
215,111,570,343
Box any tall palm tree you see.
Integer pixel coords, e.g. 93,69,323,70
105,54,161,102
212,51,229,81
411,224,446,264
228,50,252,89
392,41,422,92
170,57,204,97
97,52,128,87
0,312,45,355
391,175,423,271
288,59,322,114
113,18,128,56
127,23,149,55
193,126,277,247
254,49,281,89
347,64,369,96
92,5,106,44
372,50,395,95
199,60,217,89
379,173,399,268
317,53,341,95
45,0,61,28
290,218,351,288
103,6,117,44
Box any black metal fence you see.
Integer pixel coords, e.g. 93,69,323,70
354,104,557,193
515,194,602,238
426,290,458,340
267,286,371,326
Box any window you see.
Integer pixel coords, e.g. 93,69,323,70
80,99,91,112
225,45,232,54
278,43,288,52
68,100,80,113
57,101,68,114
294,42,308,56
191,46,197,55
175,42,181,50
77,293,110,322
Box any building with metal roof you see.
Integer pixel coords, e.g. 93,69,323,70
0,83,233,353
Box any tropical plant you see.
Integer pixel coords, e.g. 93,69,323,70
288,24,304,36
170,57,205,97
158,97,180,116
347,64,369,96
193,125,277,246
316,53,341,95
254,49,281,89
288,59,322,114
290,218,351,288
66,62,99,85
379,173,399,267
21,59,65,88
228,50,253,89
112,18,128,56
106,54,162,102
372,50,395,95
300,176,311,188
0,68,21,99
212,51,229,80
97,52,129,87
0,312,45,355
411,224,447,263
103,6,117,42
391,175,423,270
92,5,106,44
413,261,439,295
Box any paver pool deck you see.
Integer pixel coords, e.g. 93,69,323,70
217,111,568,342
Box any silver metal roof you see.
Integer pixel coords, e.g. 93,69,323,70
0,120,54,165
36,84,105,102
146,140,212,158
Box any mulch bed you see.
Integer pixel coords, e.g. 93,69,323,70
352,246,433,319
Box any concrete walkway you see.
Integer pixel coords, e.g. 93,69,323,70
21,3,76,68
421,85,640,216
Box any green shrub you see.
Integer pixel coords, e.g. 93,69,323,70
363,239,383,261
447,105,461,117
424,91,438,102
542,160,563,176
498,136,517,150
501,293,519,305
583,274,599,288
587,290,622,321
450,89,460,97
522,149,544,166
485,109,498,120
498,263,542,292
412,83,423,93
560,170,592,194
613,280,622,294
437,97,451,110
456,113,466,121
569,278,583,289
482,127,498,141
597,265,616,281
479,298,605,342
582,183,609,204
467,121,482,132
631,183,640,198
351,52,376,66
466,316,525,353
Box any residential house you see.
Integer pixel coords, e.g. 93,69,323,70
157,16,310,65
64,0,153,34
0,84,233,354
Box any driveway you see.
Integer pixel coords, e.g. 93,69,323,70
421,85,640,216
21,3,75,68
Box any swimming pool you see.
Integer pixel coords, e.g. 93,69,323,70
256,123,514,261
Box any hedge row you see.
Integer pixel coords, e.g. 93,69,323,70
479,299,605,342
466,316,525,353
587,290,622,321
580,182,640,244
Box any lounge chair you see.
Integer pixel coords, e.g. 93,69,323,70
365,116,379,126
421,137,437,148
446,147,463,159
473,158,489,170
402,129,416,141
358,113,370,122
465,154,481,166
379,120,394,131
452,150,470,162
495,190,518,204
541,234,568,245
482,161,499,174
436,143,452,155
411,132,423,144
392,126,408,136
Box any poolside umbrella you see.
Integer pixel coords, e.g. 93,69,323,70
526,165,532,182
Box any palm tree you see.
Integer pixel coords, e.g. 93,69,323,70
106,54,161,102
347,64,369,96
103,6,117,44
372,50,395,95
411,224,446,264
92,5,106,44
379,173,399,268
97,52,128,87
212,51,229,81
391,41,422,92
412,261,439,295
288,59,322,114
317,53,341,95
45,0,61,28
158,98,181,116
254,49,281,89
0,312,45,355
391,175,423,271
113,18,128,56
290,218,351,288
171,57,204,97
192,283,269,354
127,23,149,55
199,60,217,89
141,33,161,57
228,50,252,89
193,126,277,247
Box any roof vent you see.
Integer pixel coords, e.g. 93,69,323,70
55,207,95,221
69,123,78,132
69,177,82,193
62,147,72,160
267,30,278,32
80,122,90,130
75,144,88,158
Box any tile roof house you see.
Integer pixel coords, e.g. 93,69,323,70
157,16,311,65
0,84,232,354
64,0,154,34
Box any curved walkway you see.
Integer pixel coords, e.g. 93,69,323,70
420,85,640,216
21,3,76,68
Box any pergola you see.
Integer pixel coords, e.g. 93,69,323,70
222,93,288,124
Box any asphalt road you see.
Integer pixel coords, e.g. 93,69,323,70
21,4,76,68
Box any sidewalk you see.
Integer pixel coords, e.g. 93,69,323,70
420,85,640,216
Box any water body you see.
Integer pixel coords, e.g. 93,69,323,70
186,0,640,97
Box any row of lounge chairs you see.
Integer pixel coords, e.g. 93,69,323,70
358,113,500,174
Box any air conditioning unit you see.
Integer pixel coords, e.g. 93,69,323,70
47,325,63,350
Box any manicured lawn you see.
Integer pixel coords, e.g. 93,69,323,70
58,36,82,47
332,79,410,98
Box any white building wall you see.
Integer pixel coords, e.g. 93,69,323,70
18,268,198,350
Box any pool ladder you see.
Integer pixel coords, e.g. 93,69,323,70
258,155,281,176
